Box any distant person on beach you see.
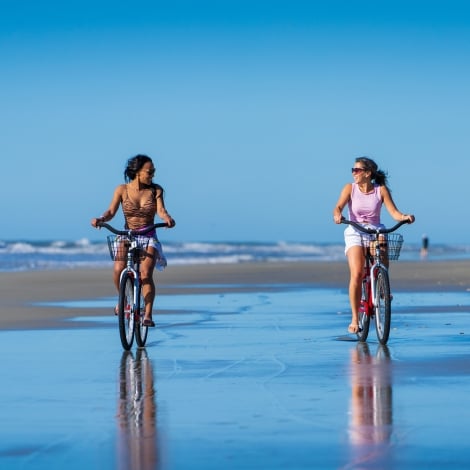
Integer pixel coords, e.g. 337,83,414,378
421,234,429,259
91,154,175,327
333,156,415,334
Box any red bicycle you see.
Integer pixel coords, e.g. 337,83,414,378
341,218,410,344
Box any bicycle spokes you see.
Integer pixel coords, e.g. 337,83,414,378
124,303,131,320
374,267,391,345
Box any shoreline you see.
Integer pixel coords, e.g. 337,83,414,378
0,260,469,330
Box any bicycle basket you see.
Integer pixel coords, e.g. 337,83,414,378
385,233,404,260
360,233,404,261
107,235,149,261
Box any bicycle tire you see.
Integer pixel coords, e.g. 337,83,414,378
135,282,148,348
357,284,371,342
119,272,135,350
357,306,370,342
374,266,391,345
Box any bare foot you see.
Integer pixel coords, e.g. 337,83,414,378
348,323,360,334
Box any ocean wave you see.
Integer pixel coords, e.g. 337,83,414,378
0,238,467,271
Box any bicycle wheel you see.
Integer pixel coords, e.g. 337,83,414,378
135,282,148,348
357,285,371,342
374,266,391,345
357,302,370,342
119,272,136,350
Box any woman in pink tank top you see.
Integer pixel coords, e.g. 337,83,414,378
333,157,415,334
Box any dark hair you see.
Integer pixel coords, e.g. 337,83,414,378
124,154,153,182
355,156,388,187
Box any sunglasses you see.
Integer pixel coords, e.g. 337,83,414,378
351,167,366,174
146,169,155,176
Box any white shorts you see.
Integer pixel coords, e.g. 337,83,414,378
344,224,385,255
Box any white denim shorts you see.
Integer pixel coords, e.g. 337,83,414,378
344,224,385,255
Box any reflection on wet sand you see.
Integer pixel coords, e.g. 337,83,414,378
117,349,159,470
347,343,393,468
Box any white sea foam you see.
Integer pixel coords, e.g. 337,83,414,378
0,238,466,271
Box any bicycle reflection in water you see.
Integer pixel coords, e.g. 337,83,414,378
347,343,393,468
117,349,160,470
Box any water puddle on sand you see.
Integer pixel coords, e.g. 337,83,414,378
3,288,468,469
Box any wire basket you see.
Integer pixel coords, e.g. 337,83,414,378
107,235,149,261
361,233,404,261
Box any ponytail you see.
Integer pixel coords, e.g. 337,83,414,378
355,156,389,187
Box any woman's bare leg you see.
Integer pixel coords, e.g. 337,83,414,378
346,245,365,333
113,260,126,313
113,260,126,291
140,248,157,323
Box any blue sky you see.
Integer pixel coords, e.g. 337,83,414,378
2,1,470,244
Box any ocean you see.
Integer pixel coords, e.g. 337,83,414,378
0,238,469,272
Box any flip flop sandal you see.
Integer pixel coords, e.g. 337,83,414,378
143,318,155,327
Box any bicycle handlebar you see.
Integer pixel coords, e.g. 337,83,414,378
340,217,410,234
97,221,172,236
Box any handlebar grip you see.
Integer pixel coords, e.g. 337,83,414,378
97,222,126,235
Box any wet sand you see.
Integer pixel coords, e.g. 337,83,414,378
1,261,470,469
1,260,470,330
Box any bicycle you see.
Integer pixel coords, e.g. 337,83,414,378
341,218,410,344
98,222,170,350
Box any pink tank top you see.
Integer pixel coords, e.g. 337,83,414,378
348,183,382,225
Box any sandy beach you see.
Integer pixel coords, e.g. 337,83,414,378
1,260,470,330
1,260,470,469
